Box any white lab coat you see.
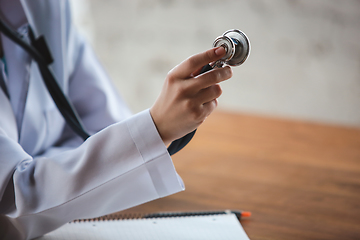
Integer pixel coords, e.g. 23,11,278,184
0,1,184,239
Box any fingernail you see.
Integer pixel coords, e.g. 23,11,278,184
215,47,225,56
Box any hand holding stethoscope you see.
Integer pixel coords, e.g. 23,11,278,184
165,29,251,155
150,46,232,146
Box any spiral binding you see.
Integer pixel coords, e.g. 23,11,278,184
71,210,243,223
72,213,144,223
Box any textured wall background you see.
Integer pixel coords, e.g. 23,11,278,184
71,0,360,127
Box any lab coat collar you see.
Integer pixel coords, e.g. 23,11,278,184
20,0,59,38
20,0,67,91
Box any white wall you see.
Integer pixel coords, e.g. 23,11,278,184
71,0,360,128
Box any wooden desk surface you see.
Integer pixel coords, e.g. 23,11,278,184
119,110,360,240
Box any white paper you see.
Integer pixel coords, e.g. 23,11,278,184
38,214,250,240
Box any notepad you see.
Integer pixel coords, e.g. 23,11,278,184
39,213,250,240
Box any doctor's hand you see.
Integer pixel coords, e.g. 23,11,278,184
150,47,232,146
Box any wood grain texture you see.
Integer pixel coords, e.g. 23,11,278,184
118,110,360,240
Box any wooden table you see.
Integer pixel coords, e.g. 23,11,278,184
119,110,360,240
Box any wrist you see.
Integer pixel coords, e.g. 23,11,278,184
149,108,172,146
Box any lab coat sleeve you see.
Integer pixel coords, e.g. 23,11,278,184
0,109,184,240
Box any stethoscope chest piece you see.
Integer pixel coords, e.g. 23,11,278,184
212,29,250,67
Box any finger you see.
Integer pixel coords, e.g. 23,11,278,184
192,66,232,90
197,84,222,105
191,64,212,78
201,99,218,119
172,47,226,79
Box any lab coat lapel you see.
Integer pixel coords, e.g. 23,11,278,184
17,0,67,155
0,85,18,142
19,61,52,155
1,29,31,142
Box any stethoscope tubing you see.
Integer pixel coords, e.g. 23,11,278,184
0,18,90,141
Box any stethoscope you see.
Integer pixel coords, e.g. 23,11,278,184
0,18,250,155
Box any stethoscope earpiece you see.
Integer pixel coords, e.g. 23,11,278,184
212,29,250,67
